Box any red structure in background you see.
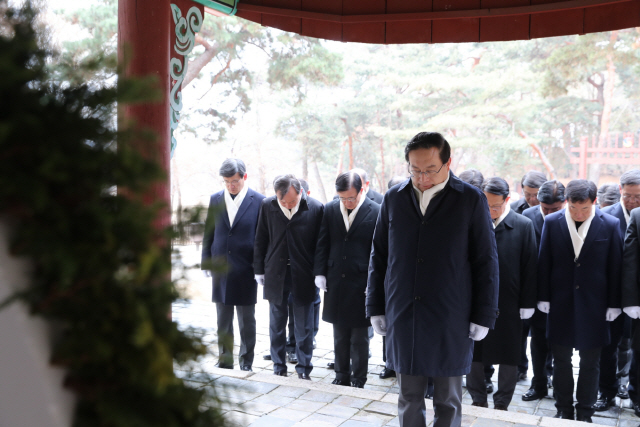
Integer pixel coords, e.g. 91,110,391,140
571,133,640,179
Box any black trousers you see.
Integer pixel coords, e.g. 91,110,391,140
598,314,631,398
467,362,518,407
287,287,320,351
216,302,256,368
552,344,601,417
519,319,530,374
333,324,370,383
529,320,553,394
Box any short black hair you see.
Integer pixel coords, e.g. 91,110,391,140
273,174,301,198
597,182,620,207
219,158,246,178
565,179,597,203
458,169,484,190
404,132,451,165
335,171,362,193
351,168,369,184
620,169,640,187
299,179,310,194
521,170,547,189
537,180,566,205
387,176,406,190
482,177,510,199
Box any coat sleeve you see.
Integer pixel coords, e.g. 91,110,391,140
313,206,331,277
468,194,500,328
623,212,640,308
607,217,623,308
252,200,269,275
537,219,553,303
366,197,389,317
519,219,538,309
201,196,216,270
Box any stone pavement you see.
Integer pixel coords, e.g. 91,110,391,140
173,244,640,426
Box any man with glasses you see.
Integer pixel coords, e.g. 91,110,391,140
367,132,499,427
511,171,547,215
254,174,324,379
537,180,623,422
314,172,380,388
202,158,265,371
600,169,640,411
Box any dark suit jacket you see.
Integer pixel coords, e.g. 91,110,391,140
201,188,265,306
538,208,623,350
511,197,530,215
253,194,324,305
622,208,640,350
474,209,538,365
522,205,544,248
366,172,499,377
314,197,379,328
603,202,628,238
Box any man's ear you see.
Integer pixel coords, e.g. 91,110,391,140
505,196,511,204
243,173,248,180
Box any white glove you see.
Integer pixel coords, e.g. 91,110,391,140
520,308,535,320
315,275,327,292
606,308,622,322
469,322,489,341
203,270,211,278
371,315,387,336
624,306,640,319
254,274,264,286
537,301,550,314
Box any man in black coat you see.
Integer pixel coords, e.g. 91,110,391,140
622,205,640,417
314,172,380,388
466,177,537,411
510,170,547,214
202,158,265,371
521,180,565,401
537,179,623,422
253,174,323,379
601,169,640,410
367,132,499,427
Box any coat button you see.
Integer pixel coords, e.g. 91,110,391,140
228,232,232,236
342,274,346,278
343,256,347,260
228,250,231,254
418,259,424,263
576,285,580,289
576,263,580,267
415,296,421,300
421,221,425,225
344,237,348,241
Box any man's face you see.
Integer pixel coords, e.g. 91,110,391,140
484,192,510,221
540,201,565,216
222,172,246,195
407,148,451,192
568,198,595,223
621,184,640,211
337,187,363,210
523,185,540,207
277,186,301,210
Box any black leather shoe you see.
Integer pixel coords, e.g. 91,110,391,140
287,352,298,364
617,384,629,399
327,362,335,370
263,354,272,360
379,368,396,379
215,362,233,369
274,371,287,376
352,380,365,388
633,401,640,417
576,415,593,423
298,373,311,380
593,395,616,411
522,388,547,401
471,402,488,408
485,379,494,394
240,365,252,372
553,411,574,420
331,378,350,386
517,372,527,381
494,404,508,411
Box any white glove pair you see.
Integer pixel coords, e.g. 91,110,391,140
315,275,327,292
624,306,640,319
370,315,490,341
537,301,622,321
255,274,264,286
520,308,535,319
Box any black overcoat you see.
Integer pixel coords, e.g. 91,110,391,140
473,209,538,365
253,194,324,305
522,205,548,328
622,208,640,351
201,188,265,306
366,174,500,377
510,197,529,215
367,189,384,204
538,209,623,350
603,202,628,237
314,197,379,328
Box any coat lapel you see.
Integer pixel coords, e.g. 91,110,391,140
398,180,423,219
333,202,348,234
230,190,253,231
347,199,372,235
578,211,603,261
218,193,231,230
557,210,576,256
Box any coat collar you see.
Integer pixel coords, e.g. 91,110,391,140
269,192,310,222
496,209,516,231
556,207,604,260
398,171,463,219
348,197,373,235
229,188,254,230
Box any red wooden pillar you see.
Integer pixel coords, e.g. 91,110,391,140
579,136,588,179
118,0,171,223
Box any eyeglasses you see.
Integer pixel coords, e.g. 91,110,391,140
222,179,242,186
524,190,539,198
408,163,446,179
339,197,358,203
489,201,507,211
622,194,640,202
